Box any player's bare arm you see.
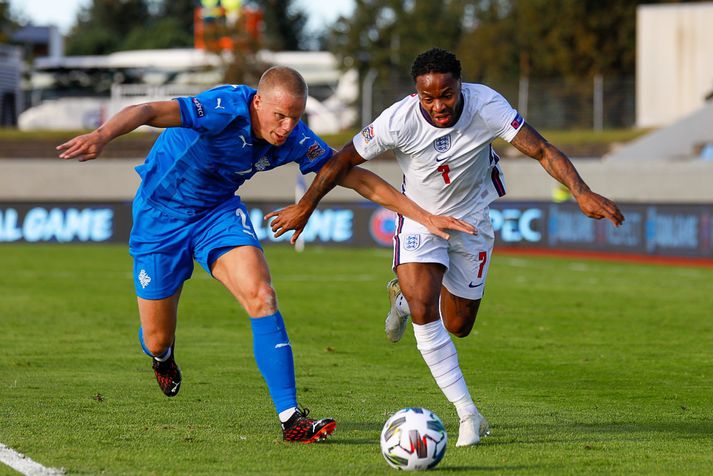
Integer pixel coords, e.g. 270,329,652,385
338,166,476,240
267,142,477,243
511,123,625,227
57,100,181,162
265,142,364,241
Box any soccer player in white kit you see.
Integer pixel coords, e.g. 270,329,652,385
268,48,625,446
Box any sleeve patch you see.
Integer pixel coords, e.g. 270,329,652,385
510,113,523,129
306,142,326,160
192,97,205,118
360,124,375,143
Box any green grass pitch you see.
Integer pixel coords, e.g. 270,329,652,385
1,244,712,475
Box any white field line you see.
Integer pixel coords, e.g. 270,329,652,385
0,443,64,476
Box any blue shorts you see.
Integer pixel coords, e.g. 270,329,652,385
129,193,262,299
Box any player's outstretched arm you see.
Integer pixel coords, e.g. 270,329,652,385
57,100,181,162
266,142,364,242
340,166,476,240
511,123,625,227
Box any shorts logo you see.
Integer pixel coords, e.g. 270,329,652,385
403,234,421,251
306,142,325,161
192,97,204,117
433,135,451,153
138,269,151,289
360,124,375,143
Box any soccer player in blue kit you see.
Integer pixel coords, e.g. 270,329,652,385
57,66,474,443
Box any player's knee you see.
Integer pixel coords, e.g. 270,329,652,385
242,282,277,317
406,299,438,322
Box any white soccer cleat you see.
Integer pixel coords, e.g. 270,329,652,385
456,411,490,447
385,278,410,343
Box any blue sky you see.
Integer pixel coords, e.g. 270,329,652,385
9,0,355,35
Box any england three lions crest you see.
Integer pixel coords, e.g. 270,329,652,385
433,135,451,153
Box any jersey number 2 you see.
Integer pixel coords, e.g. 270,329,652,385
437,164,451,184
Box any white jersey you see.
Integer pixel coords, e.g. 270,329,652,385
353,83,523,218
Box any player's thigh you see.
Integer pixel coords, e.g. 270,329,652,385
193,198,276,315
129,195,195,300
441,209,494,301
193,197,263,278
393,221,451,323
396,262,447,325
210,245,272,300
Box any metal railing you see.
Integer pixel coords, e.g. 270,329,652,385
363,75,635,131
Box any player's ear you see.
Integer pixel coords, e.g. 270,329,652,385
252,93,262,111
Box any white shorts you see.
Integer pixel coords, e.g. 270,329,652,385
392,208,494,300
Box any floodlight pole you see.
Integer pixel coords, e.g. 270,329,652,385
361,68,378,127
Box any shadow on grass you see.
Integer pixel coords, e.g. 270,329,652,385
335,421,383,433
495,420,713,439
438,465,537,472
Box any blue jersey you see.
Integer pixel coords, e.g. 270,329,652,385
135,85,333,220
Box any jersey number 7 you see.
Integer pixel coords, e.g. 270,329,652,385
437,164,451,184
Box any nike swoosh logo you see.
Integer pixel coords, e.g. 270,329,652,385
435,156,448,162
468,282,484,288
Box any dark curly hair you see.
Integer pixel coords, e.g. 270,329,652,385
410,48,462,82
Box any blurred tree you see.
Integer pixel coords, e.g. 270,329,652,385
0,0,20,42
328,0,469,105
121,17,194,50
159,0,196,36
458,0,711,84
65,0,194,54
66,0,152,54
330,0,468,75
256,0,308,51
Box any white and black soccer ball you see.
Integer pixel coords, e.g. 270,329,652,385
380,407,447,471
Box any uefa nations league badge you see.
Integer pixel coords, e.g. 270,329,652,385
433,134,451,152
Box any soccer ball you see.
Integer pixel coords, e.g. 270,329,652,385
380,407,447,471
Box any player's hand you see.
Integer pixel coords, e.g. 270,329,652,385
575,191,625,227
265,204,315,245
56,130,108,162
423,214,477,240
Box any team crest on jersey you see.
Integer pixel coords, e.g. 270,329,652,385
306,142,325,161
433,135,451,153
360,124,375,143
254,156,270,171
403,234,421,251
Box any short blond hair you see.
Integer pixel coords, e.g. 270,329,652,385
257,66,308,99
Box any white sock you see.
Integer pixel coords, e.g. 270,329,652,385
395,293,411,316
279,407,298,423
413,320,478,420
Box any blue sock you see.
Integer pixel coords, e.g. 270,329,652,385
250,311,297,414
138,326,170,360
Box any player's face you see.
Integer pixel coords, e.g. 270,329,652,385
252,88,306,146
415,72,462,128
